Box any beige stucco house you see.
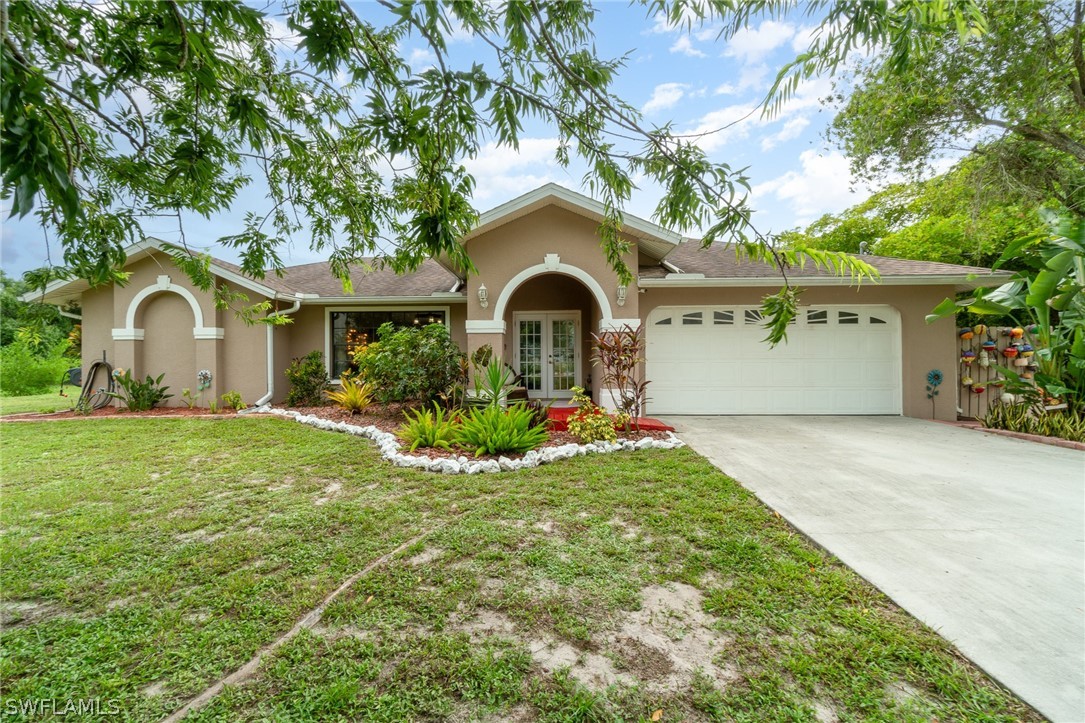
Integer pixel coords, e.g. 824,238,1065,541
27,184,1009,420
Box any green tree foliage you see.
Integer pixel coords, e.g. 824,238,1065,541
1,1,765,288
826,0,1085,215
784,160,1050,269
0,271,73,347
2,0,902,345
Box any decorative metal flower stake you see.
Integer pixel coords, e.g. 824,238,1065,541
925,369,943,418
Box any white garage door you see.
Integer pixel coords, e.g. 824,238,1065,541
646,305,902,415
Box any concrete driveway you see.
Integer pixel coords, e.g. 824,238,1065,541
670,416,1084,722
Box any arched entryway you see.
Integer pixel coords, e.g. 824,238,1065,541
502,274,601,400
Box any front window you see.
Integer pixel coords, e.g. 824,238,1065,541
330,310,446,377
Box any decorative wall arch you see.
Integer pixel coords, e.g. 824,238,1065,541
112,275,224,340
477,254,640,334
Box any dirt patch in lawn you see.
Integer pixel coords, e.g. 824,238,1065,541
0,600,60,627
448,580,732,694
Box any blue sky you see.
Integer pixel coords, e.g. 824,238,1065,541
0,2,882,278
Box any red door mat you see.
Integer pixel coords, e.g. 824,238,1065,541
546,406,675,432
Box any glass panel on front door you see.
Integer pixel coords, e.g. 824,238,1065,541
550,319,577,392
518,319,543,392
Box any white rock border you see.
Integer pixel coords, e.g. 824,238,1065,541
258,406,684,475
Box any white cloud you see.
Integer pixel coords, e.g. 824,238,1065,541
751,150,870,227
791,24,819,52
682,103,759,153
723,20,795,63
647,6,702,34
713,63,770,96
643,83,688,114
462,138,561,201
760,117,811,151
408,47,436,71
670,36,706,58
686,72,828,153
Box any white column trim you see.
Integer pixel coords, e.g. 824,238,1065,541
466,320,507,334
193,327,226,340
598,318,642,332
112,328,145,341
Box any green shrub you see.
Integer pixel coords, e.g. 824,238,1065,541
454,403,549,457
326,377,374,415
0,336,74,396
354,322,463,404
221,390,247,411
566,386,617,444
107,370,172,411
397,405,461,452
285,351,330,406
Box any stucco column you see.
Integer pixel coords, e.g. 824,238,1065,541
110,339,138,408
467,332,505,362
194,338,222,407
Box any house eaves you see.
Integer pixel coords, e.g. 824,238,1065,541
20,237,290,306
637,272,1015,292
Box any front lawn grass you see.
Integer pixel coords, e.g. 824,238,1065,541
0,385,80,415
0,418,1038,721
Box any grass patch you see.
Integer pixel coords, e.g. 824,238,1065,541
0,418,1038,721
0,385,80,415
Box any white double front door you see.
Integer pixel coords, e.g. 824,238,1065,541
513,312,581,399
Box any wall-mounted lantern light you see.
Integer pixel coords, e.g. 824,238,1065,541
478,283,488,309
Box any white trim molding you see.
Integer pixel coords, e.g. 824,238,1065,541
193,327,225,340
598,318,642,332
637,273,1013,290
466,320,507,334
124,275,206,330
491,257,616,327
115,274,221,340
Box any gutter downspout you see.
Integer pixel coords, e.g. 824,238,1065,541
59,310,82,321
248,295,302,410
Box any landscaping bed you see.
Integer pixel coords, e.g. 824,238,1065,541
289,403,675,454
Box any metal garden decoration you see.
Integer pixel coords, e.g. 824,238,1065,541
926,369,944,418
197,370,213,392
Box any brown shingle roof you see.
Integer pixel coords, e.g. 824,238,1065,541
639,241,1005,280
213,257,460,298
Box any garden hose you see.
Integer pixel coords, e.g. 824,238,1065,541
76,360,115,411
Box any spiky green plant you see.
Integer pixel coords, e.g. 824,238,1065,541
325,377,374,416
397,405,461,452
454,403,549,457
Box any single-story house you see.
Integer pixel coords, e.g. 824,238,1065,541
26,183,1010,420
